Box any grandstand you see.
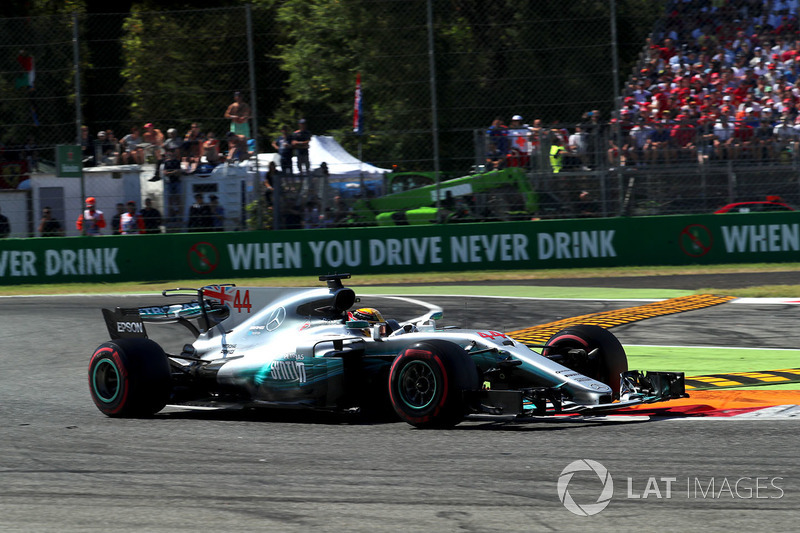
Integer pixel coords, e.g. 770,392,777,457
479,0,800,217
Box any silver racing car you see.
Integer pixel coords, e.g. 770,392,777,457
88,274,686,428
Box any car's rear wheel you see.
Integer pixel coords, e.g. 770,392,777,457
388,340,479,428
542,325,628,398
88,338,171,417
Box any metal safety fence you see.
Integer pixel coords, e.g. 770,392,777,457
5,1,790,239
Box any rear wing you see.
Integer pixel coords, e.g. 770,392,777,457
102,285,232,340
102,307,148,339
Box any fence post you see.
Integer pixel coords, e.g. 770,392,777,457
727,160,736,204
426,0,441,218
245,4,263,229
610,0,620,112
72,13,86,227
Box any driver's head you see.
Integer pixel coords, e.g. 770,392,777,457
348,307,387,336
349,307,384,324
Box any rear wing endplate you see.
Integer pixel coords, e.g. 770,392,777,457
102,308,147,339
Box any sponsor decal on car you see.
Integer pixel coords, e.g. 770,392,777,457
478,331,508,340
269,360,306,383
116,322,144,334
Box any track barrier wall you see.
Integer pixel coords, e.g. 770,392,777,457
0,212,798,285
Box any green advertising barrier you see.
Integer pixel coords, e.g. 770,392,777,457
55,144,82,178
1,212,799,284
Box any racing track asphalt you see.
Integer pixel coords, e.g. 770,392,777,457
0,281,798,532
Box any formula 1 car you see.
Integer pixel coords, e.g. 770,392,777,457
88,274,687,428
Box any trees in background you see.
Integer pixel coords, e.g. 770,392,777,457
2,0,662,171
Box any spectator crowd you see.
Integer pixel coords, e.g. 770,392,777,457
11,1,800,235
485,1,800,172
79,121,254,180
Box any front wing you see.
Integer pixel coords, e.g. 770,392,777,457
467,371,688,418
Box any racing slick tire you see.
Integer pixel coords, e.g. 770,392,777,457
388,340,479,429
542,325,628,399
88,338,172,417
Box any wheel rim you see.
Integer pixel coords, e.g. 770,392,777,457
92,358,121,403
397,360,437,409
549,339,599,380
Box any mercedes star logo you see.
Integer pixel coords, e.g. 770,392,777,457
265,306,286,331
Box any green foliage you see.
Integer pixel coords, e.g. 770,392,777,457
120,7,250,131
275,0,664,172
245,197,273,230
1,0,665,170
0,14,76,146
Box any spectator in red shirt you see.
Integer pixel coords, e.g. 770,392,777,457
673,76,692,101
119,201,146,235
775,16,798,37
76,197,106,236
732,118,755,160
781,97,798,118
651,84,670,114
660,38,678,63
671,115,697,162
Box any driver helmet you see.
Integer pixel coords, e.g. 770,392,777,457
348,307,386,336
348,307,385,324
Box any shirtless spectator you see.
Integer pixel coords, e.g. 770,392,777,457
224,91,251,139
226,132,249,162
142,122,164,162
203,131,221,164
182,123,204,173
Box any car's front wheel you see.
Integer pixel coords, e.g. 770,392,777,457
542,325,628,399
88,338,171,417
388,340,479,428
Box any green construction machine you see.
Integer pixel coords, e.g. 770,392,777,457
348,167,538,226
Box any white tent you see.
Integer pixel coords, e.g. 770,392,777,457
309,135,390,177
253,135,390,179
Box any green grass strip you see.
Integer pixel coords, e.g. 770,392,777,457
358,285,692,300
627,345,800,390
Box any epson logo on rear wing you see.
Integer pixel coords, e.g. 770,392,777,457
117,322,144,334
102,308,148,339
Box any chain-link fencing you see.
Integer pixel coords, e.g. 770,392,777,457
1,1,796,238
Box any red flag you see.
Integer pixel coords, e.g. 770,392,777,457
16,51,35,88
353,72,363,135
